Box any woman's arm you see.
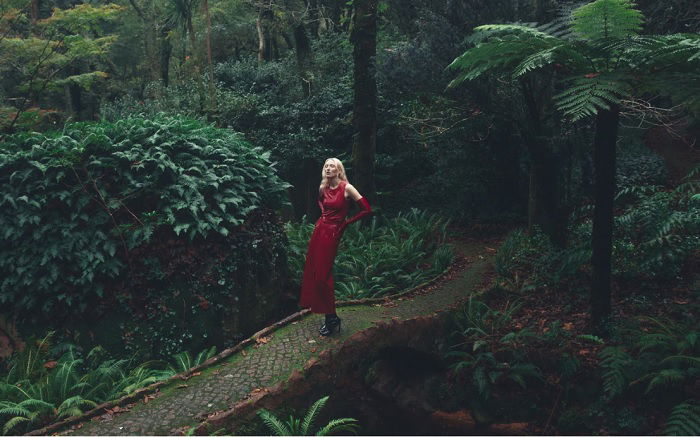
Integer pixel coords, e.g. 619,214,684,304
341,183,372,231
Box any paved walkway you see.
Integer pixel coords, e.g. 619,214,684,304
63,237,496,436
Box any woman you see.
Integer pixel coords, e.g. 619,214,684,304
299,158,372,336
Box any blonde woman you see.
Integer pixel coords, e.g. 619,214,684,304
299,158,372,336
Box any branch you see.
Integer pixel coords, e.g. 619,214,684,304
619,97,693,144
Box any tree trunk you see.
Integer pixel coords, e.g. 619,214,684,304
308,0,319,38
203,0,216,112
30,0,40,25
520,78,567,247
257,8,274,62
350,0,378,204
590,105,620,331
527,140,567,247
159,23,173,87
293,23,314,98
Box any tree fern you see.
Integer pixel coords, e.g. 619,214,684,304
572,0,643,40
554,76,630,121
664,402,700,436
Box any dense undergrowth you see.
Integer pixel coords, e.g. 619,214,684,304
0,209,454,435
286,209,453,300
0,332,217,435
442,165,700,435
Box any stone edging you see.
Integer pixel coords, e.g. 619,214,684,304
26,261,456,436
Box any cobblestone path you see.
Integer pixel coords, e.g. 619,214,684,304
65,237,495,436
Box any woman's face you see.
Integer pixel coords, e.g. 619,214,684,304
323,160,339,179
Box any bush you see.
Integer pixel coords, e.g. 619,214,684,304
0,115,290,356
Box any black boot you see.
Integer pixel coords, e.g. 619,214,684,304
319,314,341,336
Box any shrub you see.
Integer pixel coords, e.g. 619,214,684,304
0,115,290,356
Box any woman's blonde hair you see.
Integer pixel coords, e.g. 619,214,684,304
320,158,348,189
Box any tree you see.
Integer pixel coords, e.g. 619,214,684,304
0,2,124,131
350,0,378,205
447,0,700,330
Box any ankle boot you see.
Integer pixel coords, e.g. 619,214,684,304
319,314,341,336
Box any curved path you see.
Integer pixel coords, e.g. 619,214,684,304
54,235,497,436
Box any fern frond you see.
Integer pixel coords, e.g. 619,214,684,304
599,346,632,398
315,418,360,436
645,369,686,394
257,409,291,436
555,76,630,121
3,415,29,435
572,0,643,40
301,396,328,435
664,402,700,436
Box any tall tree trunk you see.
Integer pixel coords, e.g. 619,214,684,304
526,140,567,247
520,78,567,247
350,0,378,204
293,23,314,98
30,0,40,25
203,0,216,112
590,105,620,331
257,8,274,62
308,0,319,38
159,23,173,87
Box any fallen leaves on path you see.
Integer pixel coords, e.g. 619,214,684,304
254,336,272,348
176,384,188,389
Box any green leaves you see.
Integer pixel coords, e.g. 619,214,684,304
257,396,359,436
0,115,288,320
554,76,630,121
286,209,452,301
572,0,643,40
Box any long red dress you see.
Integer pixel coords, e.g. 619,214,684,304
299,180,350,314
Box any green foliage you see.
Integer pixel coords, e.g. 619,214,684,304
613,165,700,279
168,346,216,374
554,76,630,121
0,114,288,321
446,297,541,401
599,346,633,399
256,396,359,436
0,334,225,434
286,209,452,300
572,0,643,40
448,0,700,122
664,402,700,436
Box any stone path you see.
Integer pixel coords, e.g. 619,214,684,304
62,237,496,436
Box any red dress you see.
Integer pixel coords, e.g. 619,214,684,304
299,181,350,314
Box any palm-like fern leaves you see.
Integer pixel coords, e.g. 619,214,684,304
256,396,359,436
572,0,643,40
554,76,630,121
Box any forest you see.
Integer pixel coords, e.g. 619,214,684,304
0,0,699,435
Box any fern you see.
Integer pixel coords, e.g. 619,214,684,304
664,402,700,436
572,0,643,40
315,418,360,436
257,409,291,436
554,76,630,121
256,396,359,436
300,396,328,435
599,346,632,398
